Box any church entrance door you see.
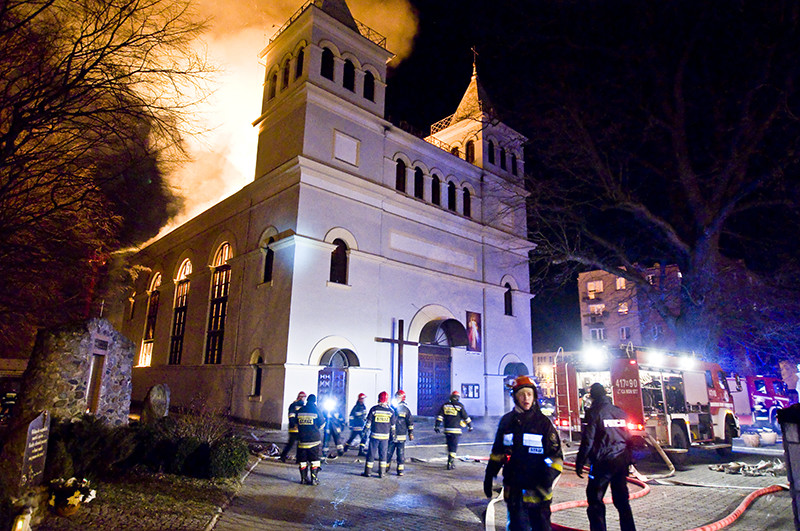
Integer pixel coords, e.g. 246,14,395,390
417,344,451,416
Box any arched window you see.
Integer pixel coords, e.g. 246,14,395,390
500,147,507,170
139,273,162,367
263,237,275,283
511,153,518,176
282,59,291,89
268,72,277,100
205,243,232,364
170,259,192,365
395,159,406,192
343,59,355,91
450,146,460,157
414,167,424,199
463,188,471,218
504,283,513,316
466,140,475,163
252,355,263,396
295,47,305,79
329,238,348,285
431,175,441,205
321,47,334,80
447,181,456,211
363,71,375,101
488,140,495,164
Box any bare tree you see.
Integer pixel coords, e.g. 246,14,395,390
0,0,209,356
506,0,800,372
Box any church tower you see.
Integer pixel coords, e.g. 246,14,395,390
253,0,393,181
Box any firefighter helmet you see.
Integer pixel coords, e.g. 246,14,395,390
395,390,406,401
307,394,317,404
297,391,306,400
512,376,537,394
450,390,460,402
357,393,367,400
378,391,389,403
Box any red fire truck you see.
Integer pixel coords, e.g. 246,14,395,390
726,375,793,432
554,345,739,465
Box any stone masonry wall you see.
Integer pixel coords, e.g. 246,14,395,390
16,318,134,426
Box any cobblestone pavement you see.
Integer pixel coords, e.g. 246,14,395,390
216,417,793,531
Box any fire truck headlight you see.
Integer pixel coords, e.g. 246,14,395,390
323,398,337,412
582,345,607,367
680,356,696,370
649,350,664,367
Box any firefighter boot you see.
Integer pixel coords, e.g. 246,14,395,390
310,466,320,486
446,456,455,470
343,443,349,454
299,466,309,485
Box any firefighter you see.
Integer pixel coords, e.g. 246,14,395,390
296,394,325,485
575,382,636,531
280,391,306,462
434,390,473,469
361,391,396,478
387,389,414,476
484,375,563,531
343,392,368,456
321,396,346,459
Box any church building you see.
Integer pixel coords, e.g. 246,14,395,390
118,0,533,427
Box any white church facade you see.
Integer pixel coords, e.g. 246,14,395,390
117,0,534,428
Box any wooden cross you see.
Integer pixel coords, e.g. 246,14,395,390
471,45,479,70
375,319,418,391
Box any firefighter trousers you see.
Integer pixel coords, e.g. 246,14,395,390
505,488,552,531
586,467,636,531
387,440,405,472
364,437,389,474
280,432,299,460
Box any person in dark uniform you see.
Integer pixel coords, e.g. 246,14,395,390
484,376,563,531
387,389,414,476
575,382,636,531
296,394,325,485
280,391,306,462
343,392,367,456
434,390,473,469
321,397,346,459
361,391,395,478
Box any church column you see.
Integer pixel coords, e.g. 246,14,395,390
423,174,433,202
355,70,365,98
307,43,323,82
333,56,345,87
374,79,387,112
404,165,413,195
456,185,464,215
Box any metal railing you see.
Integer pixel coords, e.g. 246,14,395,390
269,1,387,48
430,114,454,135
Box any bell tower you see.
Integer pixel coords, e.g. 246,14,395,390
252,0,393,180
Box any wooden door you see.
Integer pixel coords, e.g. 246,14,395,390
417,345,451,416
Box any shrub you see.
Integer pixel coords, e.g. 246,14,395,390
44,440,74,482
168,436,202,475
47,415,136,478
208,436,249,479
183,442,211,478
172,394,231,445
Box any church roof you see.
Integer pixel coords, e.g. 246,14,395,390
452,63,497,123
314,0,359,32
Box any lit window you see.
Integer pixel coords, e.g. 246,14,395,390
343,59,355,91
169,259,192,365
587,280,604,299
414,167,424,199
618,302,628,314
295,47,304,79
651,324,663,339
616,277,626,290
206,243,232,364
590,328,606,341
395,159,406,192
321,47,334,80
589,303,605,315
139,273,162,367
463,188,471,218
329,239,348,285
620,326,630,340
363,71,375,101
647,274,655,285
431,175,441,205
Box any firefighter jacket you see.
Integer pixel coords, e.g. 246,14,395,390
575,394,632,472
287,398,305,433
364,403,396,441
486,405,563,502
435,400,472,435
392,401,414,442
326,408,346,435
296,403,325,449
348,402,367,431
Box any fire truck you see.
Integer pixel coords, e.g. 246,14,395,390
554,345,739,465
726,375,793,432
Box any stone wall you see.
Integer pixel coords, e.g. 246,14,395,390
16,318,134,426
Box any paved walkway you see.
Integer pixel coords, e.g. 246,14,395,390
215,417,793,531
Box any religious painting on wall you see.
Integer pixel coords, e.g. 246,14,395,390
466,311,482,353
